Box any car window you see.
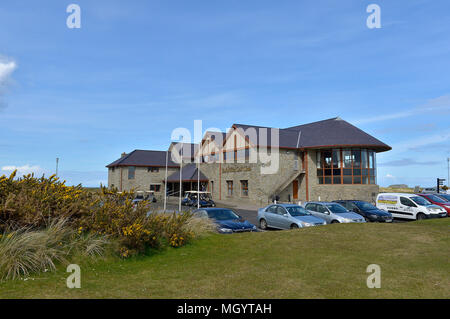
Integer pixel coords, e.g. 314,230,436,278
276,206,286,215
266,205,277,213
316,204,328,214
400,197,416,207
305,203,316,211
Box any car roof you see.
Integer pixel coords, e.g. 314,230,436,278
305,201,337,204
195,207,233,211
377,193,418,197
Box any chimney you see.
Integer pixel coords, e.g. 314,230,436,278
121,152,127,158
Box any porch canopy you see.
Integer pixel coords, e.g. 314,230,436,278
166,163,208,183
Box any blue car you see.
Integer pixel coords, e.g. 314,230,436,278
257,204,326,230
193,208,257,233
333,200,393,222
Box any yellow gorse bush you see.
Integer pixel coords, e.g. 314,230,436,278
0,171,214,258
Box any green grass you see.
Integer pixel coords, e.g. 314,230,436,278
0,218,449,299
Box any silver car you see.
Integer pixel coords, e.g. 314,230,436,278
304,202,366,224
258,204,326,230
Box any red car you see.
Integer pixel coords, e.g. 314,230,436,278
417,193,450,216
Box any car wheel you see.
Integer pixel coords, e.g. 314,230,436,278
259,219,268,230
416,213,426,221
331,220,339,224
290,224,299,229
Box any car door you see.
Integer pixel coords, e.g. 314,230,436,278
399,197,417,219
264,205,279,227
348,202,365,218
315,204,332,223
275,206,291,229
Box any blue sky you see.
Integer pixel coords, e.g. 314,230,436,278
0,0,449,187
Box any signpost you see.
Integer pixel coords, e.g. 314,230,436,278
437,178,445,193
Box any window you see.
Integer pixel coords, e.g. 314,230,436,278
266,205,276,213
276,206,286,215
316,204,328,214
240,180,248,197
148,167,159,173
226,181,233,196
316,148,377,185
128,166,135,180
400,197,415,207
111,167,115,172
210,181,214,194
150,184,161,192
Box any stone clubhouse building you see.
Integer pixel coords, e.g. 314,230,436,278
107,117,391,206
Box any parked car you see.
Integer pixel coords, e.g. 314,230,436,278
181,191,215,207
193,207,256,233
416,193,450,216
435,193,450,202
376,193,447,220
333,200,393,222
304,202,366,224
258,204,326,230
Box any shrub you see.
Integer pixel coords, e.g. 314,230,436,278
0,170,214,267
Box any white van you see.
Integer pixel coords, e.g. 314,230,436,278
376,193,447,220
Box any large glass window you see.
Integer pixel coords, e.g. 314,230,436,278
316,148,377,185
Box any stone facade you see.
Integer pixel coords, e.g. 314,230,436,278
108,166,178,201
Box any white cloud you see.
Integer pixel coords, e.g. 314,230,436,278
385,174,395,178
353,95,450,125
0,56,17,109
0,57,17,85
1,165,44,177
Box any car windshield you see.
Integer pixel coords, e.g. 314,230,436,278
286,206,311,216
325,203,348,214
207,209,240,220
355,201,378,210
411,196,431,206
425,194,447,203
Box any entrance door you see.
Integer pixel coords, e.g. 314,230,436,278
293,180,299,200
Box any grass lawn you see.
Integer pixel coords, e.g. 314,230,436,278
0,218,449,299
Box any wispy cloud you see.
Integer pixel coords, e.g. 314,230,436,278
1,164,44,176
0,55,17,110
353,95,450,125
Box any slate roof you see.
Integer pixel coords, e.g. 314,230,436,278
232,117,391,152
106,150,179,168
166,163,208,182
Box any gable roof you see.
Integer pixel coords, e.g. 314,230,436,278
166,163,208,182
285,117,391,151
106,150,179,168
231,117,391,152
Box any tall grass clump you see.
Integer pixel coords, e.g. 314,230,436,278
0,219,110,280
